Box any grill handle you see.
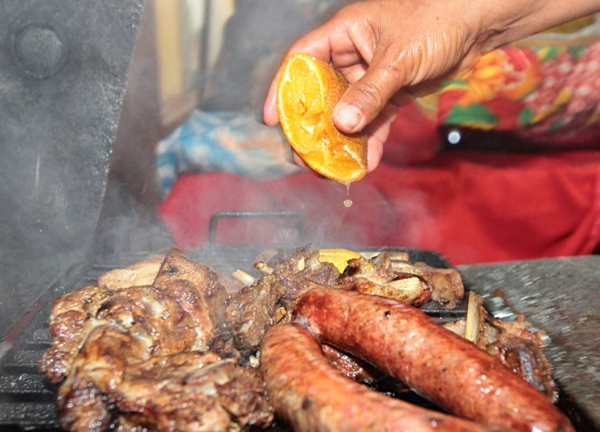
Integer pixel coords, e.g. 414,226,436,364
208,211,304,246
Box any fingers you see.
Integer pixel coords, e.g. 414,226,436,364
365,102,400,172
333,52,408,134
292,152,308,168
263,69,281,126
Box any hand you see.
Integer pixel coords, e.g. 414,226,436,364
264,0,482,172
264,0,600,173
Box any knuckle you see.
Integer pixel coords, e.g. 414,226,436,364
354,80,385,109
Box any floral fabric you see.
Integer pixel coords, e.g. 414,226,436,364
417,40,600,146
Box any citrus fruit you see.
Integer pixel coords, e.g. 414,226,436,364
277,53,367,183
318,249,362,273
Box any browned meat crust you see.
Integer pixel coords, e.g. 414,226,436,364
153,249,232,353
486,317,558,402
40,285,111,382
225,248,340,355
41,249,273,432
98,256,163,290
293,288,574,432
321,344,382,385
261,323,491,432
225,274,287,356
115,351,273,431
42,247,565,431
340,253,464,308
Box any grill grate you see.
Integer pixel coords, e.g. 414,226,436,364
0,248,592,431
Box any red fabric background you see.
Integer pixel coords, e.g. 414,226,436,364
159,147,600,265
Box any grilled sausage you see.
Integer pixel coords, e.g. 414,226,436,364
293,288,574,432
261,323,493,432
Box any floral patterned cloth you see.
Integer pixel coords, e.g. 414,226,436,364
417,40,600,146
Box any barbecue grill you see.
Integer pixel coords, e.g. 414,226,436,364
1,1,599,431
1,246,599,431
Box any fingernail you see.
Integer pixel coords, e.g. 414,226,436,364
335,104,364,132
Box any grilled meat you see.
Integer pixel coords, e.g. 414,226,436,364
340,253,464,308
41,252,226,382
321,344,382,385
153,249,232,353
98,256,163,290
225,274,287,356
41,249,272,432
42,246,564,431
293,288,574,432
443,292,558,402
56,325,147,432
40,285,111,382
261,323,491,432
115,351,273,431
225,248,340,355
225,247,466,357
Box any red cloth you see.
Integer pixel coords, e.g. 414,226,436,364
159,149,600,265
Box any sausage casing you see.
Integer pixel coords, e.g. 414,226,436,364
261,323,493,432
293,288,574,432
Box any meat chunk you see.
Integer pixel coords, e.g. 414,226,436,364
225,274,286,355
444,292,559,402
41,249,273,432
56,325,149,432
340,253,464,308
225,247,340,355
40,285,110,382
153,249,231,353
115,352,273,431
41,277,208,383
98,256,163,290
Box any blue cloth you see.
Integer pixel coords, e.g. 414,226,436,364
156,110,300,197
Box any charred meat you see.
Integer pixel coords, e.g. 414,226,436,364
41,249,273,432
445,291,558,402
42,246,564,432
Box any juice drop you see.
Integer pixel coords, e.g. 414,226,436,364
343,182,352,207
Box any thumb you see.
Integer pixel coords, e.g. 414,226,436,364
333,61,407,134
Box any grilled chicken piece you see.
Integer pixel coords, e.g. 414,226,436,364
42,249,272,431
40,285,111,382
115,352,273,431
56,325,147,432
43,250,230,383
226,274,286,355
154,249,232,354
52,281,207,432
98,256,163,290
40,283,201,383
339,253,464,308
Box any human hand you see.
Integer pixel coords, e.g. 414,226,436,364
264,0,600,173
264,0,483,172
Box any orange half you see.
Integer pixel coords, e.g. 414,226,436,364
277,53,367,183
